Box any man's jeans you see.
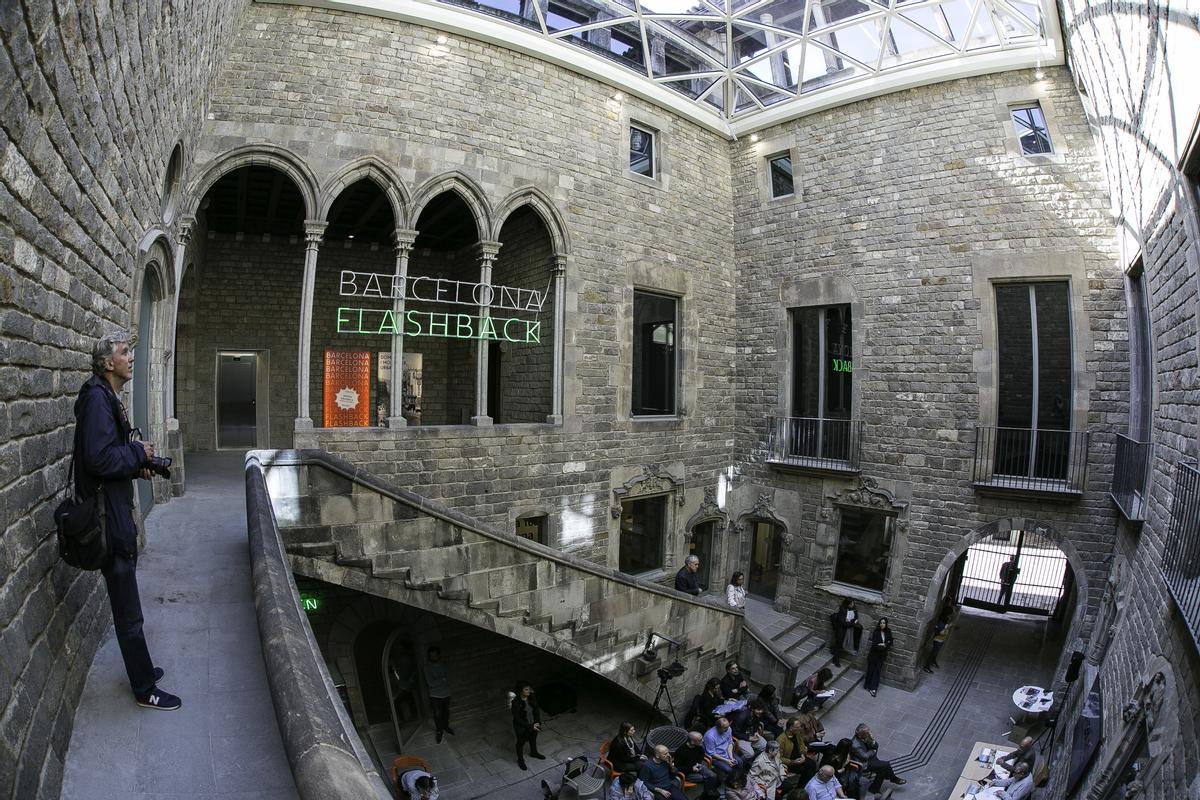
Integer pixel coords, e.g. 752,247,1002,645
686,762,720,792
102,553,156,695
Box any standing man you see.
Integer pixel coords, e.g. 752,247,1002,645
511,680,546,770
998,557,1020,609
76,330,179,710
423,645,453,742
674,555,703,596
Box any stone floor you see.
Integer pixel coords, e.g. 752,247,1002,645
60,450,1066,800
61,451,298,800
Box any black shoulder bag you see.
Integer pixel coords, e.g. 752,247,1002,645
54,426,110,571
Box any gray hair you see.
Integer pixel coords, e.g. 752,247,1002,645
91,330,136,376
855,723,870,736
685,555,700,565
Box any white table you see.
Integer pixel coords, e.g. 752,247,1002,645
1011,686,1053,716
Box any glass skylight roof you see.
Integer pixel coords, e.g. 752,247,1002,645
275,0,1060,133
432,0,1052,121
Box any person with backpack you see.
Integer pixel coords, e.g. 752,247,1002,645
74,330,180,711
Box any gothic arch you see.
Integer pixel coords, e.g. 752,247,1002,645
734,491,790,542
492,186,571,256
183,144,319,222
409,171,492,241
317,156,410,228
917,516,1090,676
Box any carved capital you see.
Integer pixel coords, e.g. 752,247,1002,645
304,220,328,248
476,240,503,262
393,228,418,255
550,254,568,276
733,491,787,536
831,478,908,514
176,215,196,249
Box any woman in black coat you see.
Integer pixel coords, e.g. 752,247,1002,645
863,618,893,697
607,721,645,773
511,680,545,769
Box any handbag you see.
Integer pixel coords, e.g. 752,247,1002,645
54,439,109,571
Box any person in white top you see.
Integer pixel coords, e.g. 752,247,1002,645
726,571,747,609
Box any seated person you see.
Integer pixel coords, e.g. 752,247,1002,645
794,668,834,713
723,772,760,800
729,700,769,760
703,715,743,784
804,765,848,800
720,660,750,700
749,740,797,798
399,769,439,800
778,717,819,788
608,722,646,773
992,762,1035,800
609,771,654,800
794,710,827,748
638,744,689,800
756,684,785,738
849,724,906,794
820,739,860,800
674,730,721,797
686,678,725,731
997,737,1037,774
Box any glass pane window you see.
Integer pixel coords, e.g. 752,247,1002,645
769,154,794,198
630,125,656,177
620,496,668,574
994,281,1072,479
834,507,893,592
632,290,678,416
791,304,852,419
1127,264,1152,441
1012,103,1052,155
515,514,548,545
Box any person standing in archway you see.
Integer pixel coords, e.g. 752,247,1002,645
422,645,453,743
863,618,892,697
999,557,1020,609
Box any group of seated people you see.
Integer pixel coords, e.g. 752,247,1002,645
606,660,908,800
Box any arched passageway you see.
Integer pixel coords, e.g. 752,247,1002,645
175,163,307,451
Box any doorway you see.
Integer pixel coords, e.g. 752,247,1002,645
955,528,1071,616
216,352,258,449
748,521,782,600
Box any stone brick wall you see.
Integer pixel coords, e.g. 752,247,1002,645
727,66,1128,689
0,1,249,796
1051,1,1200,795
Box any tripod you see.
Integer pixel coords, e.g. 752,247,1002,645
640,674,679,753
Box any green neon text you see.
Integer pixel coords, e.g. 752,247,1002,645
336,307,541,344
832,358,853,373
300,595,320,613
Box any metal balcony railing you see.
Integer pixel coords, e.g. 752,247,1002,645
1164,462,1200,651
766,416,862,473
1110,434,1152,521
972,426,1089,497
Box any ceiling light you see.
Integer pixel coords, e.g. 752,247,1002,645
436,35,448,45
750,134,760,143
613,92,624,102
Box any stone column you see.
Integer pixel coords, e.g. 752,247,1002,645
547,254,567,424
164,215,194,423
471,241,502,426
295,220,327,431
388,229,418,428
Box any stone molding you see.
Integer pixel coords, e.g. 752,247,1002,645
733,491,790,545
684,486,727,536
611,464,686,519
1086,657,1178,799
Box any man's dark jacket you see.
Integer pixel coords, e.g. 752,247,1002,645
74,375,146,556
674,566,701,595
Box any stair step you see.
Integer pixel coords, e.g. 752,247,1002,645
784,636,824,665
771,619,809,647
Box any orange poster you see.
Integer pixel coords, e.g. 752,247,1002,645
323,350,371,427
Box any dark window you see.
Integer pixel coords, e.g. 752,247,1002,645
1012,104,1053,155
995,281,1072,478
689,520,716,587
632,290,677,416
834,507,893,592
630,125,656,177
515,514,548,545
749,521,781,599
1127,263,1152,441
769,154,794,198
788,305,852,460
620,495,667,574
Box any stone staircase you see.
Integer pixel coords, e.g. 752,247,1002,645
740,596,863,718
257,449,744,706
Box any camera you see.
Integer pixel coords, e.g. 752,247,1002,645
145,455,173,479
657,661,686,682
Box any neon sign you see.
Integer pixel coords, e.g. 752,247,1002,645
337,308,540,343
832,358,853,373
300,594,320,613
339,270,547,312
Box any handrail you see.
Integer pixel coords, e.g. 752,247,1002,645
971,425,1089,495
245,454,392,800
1110,434,1151,521
254,448,744,618
1163,462,1200,651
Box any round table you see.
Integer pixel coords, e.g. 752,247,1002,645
1012,685,1053,713
646,725,689,753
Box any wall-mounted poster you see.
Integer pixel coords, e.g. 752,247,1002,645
1066,673,1103,797
323,349,371,428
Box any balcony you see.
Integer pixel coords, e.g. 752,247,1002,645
971,426,1089,499
1164,462,1200,651
1110,434,1152,522
766,416,862,476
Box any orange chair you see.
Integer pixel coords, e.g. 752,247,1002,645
391,755,433,795
599,740,620,780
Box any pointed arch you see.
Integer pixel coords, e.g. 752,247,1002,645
409,171,492,241
318,156,410,228
492,186,571,256
183,144,319,221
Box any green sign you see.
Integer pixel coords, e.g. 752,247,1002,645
337,307,541,343
300,594,320,613
832,358,853,373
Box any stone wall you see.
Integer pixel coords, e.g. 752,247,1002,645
727,66,1128,688
0,1,249,796
1052,1,1200,795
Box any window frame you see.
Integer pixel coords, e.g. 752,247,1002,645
629,123,657,179
832,505,896,595
767,152,795,200
618,494,670,575
631,288,681,419
1011,102,1054,155
993,279,1074,433
515,512,550,546
789,303,854,421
